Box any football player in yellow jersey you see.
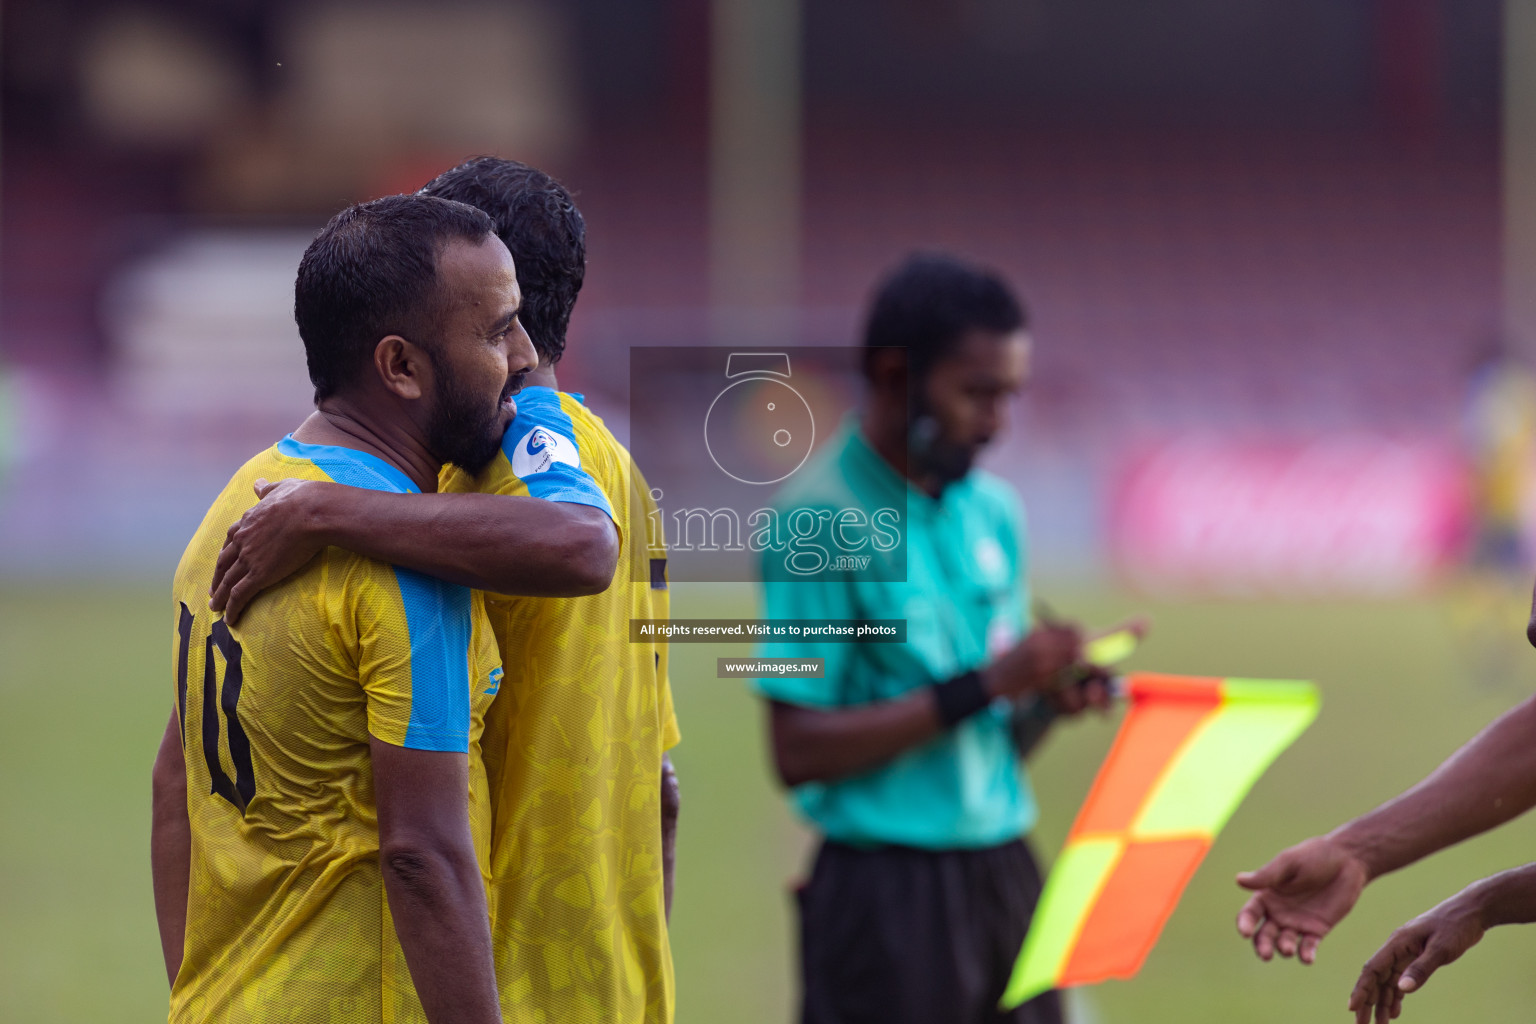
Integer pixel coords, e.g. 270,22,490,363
150,194,621,1024
1447,344,1536,684
208,159,681,1024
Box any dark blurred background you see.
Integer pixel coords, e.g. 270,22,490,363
0,0,1508,584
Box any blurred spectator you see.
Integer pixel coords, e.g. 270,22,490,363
1447,336,1536,683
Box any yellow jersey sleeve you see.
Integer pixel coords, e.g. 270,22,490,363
333,559,488,752
444,385,616,518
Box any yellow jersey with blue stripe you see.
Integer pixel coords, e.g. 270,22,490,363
442,387,680,1024
169,437,502,1024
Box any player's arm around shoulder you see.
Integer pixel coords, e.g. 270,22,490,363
210,467,618,625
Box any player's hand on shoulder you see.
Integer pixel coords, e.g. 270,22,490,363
1349,891,1488,1024
1235,835,1372,965
210,478,331,625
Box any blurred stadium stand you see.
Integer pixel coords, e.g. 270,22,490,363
0,0,1506,582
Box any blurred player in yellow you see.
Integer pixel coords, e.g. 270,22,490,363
208,159,681,1024
150,193,591,1023
1448,338,1536,684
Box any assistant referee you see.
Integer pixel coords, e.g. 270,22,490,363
754,253,1092,1024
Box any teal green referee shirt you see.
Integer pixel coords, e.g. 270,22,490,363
753,420,1036,850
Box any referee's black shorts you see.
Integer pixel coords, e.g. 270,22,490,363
796,838,1065,1024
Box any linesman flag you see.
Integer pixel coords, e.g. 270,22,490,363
1001,673,1319,1008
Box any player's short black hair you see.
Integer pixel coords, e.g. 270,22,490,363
420,157,585,365
861,252,1027,382
295,194,495,401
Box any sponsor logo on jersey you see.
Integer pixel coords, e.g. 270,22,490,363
510,424,580,477
525,429,553,455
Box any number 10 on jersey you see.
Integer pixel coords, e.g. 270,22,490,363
176,603,255,814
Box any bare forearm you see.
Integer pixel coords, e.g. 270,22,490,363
1333,695,1536,878
312,486,617,596
1471,862,1536,928
372,739,500,1024
151,806,191,986
381,843,500,1024
150,715,189,988
770,692,943,787
660,756,679,920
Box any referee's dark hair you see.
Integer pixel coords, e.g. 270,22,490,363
295,193,495,402
861,252,1027,382
421,157,585,366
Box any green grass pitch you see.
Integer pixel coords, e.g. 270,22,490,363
4,582,1536,1022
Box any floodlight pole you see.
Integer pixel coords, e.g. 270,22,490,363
709,0,802,347
1505,0,1536,356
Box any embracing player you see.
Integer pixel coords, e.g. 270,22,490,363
208,158,681,1024
153,194,545,1023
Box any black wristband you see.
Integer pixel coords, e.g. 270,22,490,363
1009,696,1060,758
931,669,991,728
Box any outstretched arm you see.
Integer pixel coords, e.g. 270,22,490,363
211,478,618,624
1236,693,1536,964
371,737,501,1024
1349,863,1536,1024
151,711,190,988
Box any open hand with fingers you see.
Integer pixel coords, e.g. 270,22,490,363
1348,890,1487,1024
1235,835,1372,964
210,478,335,625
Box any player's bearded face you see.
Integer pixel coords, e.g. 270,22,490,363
425,352,515,474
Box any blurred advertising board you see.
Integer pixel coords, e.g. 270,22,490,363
1108,438,1473,595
